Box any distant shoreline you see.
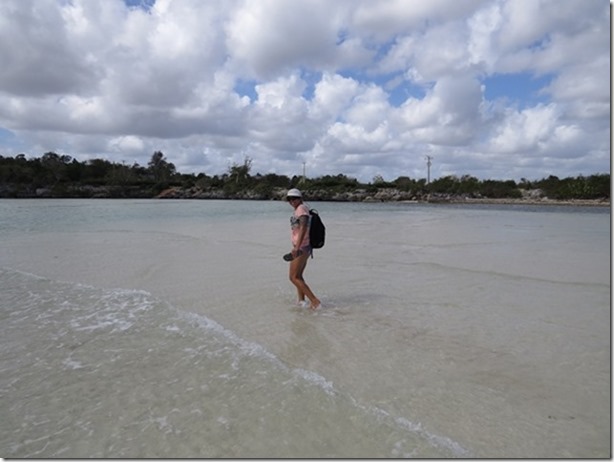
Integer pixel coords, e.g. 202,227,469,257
2,194,608,207
412,197,610,207
0,182,610,207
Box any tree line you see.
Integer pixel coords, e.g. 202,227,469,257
0,151,609,201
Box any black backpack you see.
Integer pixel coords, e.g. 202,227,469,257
309,209,325,249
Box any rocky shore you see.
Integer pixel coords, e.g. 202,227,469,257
1,183,608,207
155,186,610,207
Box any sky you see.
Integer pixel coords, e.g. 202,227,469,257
0,0,610,183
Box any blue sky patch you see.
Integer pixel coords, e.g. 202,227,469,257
299,69,320,101
383,76,428,106
124,0,156,11
0,127,25,154
339,70,428,107
482,72,553,107
234,79,258,102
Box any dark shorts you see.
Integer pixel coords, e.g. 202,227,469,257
299,245,313,257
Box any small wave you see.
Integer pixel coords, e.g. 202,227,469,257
176,309,469,457
1,268,469,458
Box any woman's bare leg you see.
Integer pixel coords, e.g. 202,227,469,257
291,256,308,302
289,253,320,309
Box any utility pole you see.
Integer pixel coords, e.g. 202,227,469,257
302,161,306,183
425,155,433,184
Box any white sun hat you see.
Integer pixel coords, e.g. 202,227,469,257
286,188,302,198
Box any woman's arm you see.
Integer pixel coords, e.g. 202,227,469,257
292,215,309,255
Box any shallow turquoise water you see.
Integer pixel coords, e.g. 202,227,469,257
0,199,609,458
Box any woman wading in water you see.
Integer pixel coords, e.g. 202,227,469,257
286,188,321,310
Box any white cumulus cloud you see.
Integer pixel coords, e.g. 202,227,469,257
0,0,609,182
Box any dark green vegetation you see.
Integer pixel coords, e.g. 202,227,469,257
0,152,610,202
